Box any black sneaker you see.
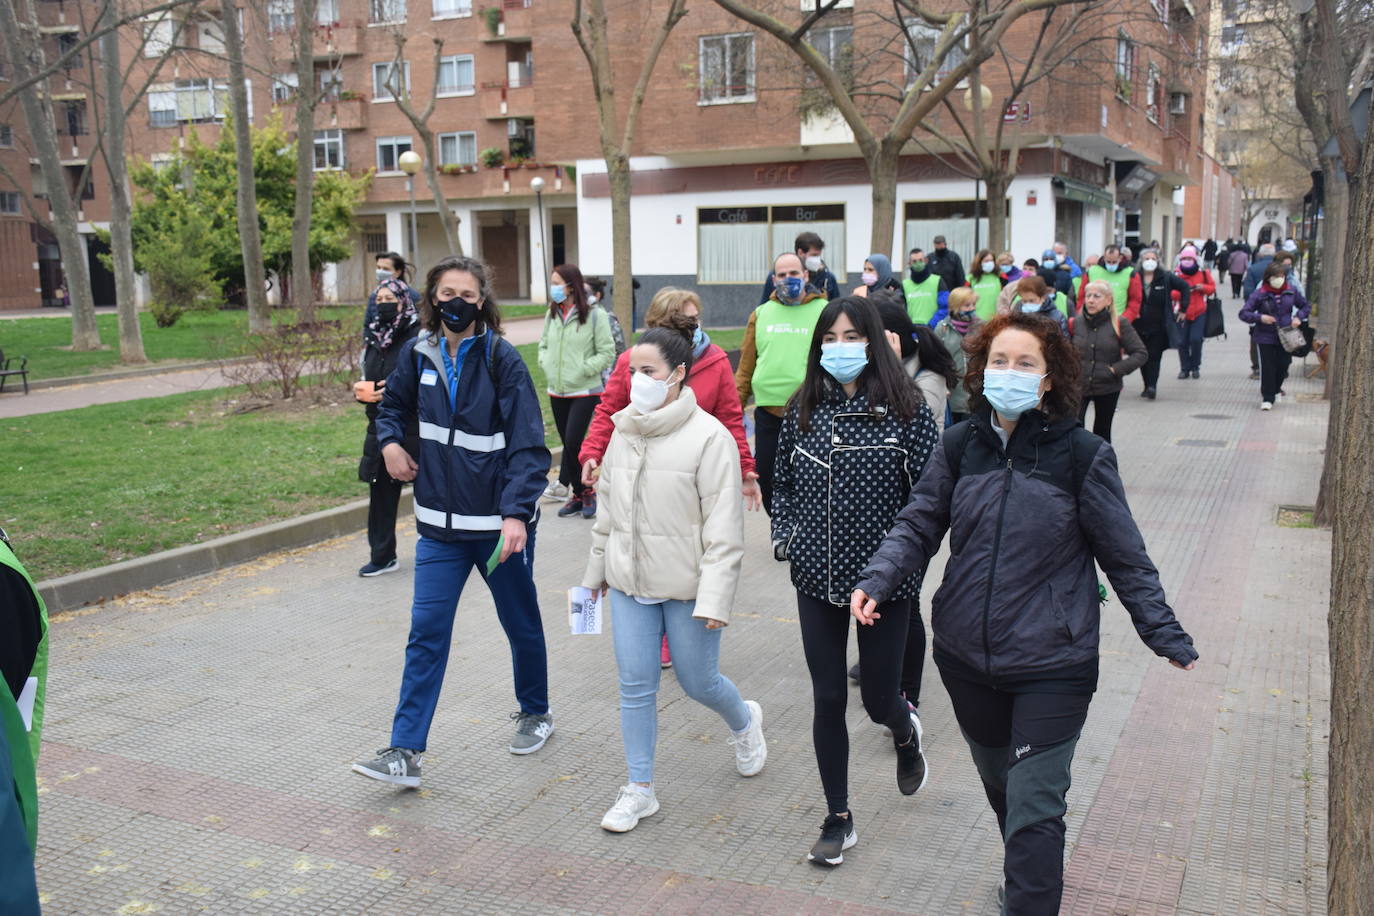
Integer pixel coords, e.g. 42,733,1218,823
1191,369,1200,379
848,663,861,683
1144,387,1157,400
1177,371,1189,380
807,812,857,866
556,496,583,518
359,558,399,577
580,489,597,519
895,711,927,795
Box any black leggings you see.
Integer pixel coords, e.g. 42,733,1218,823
941,672,1092,916
1255,341,1291,404
550,395,600,489
753,408,783,516
1140,334,1166,391
1077,390,1121,442
1229,273,1244,297
797,592,914,815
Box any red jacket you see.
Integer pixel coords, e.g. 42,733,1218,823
1173,269,1216,321
579,342,755,477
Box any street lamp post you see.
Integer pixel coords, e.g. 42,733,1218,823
398,150,422,268
530,176,548,299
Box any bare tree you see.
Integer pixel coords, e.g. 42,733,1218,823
0,0,101,350
291,0,319,323
385,33,463,256
221,0,271,333
713,0,1094,253
570,0,688,330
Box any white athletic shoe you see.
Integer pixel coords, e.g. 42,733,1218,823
600,785,660,832
729,700,767,776
1260,401,1273,411
541,482,570,502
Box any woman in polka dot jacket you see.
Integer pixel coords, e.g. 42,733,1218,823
770,296,940,867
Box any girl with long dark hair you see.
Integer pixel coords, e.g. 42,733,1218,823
770,296,940,867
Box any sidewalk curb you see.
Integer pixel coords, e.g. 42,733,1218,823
37,445,565,614
27,357,253,392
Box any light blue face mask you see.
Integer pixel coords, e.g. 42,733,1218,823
1020,301,1043,314
983,368,1044,420
692,325,706,349
550,284,567,305
820,341,869,384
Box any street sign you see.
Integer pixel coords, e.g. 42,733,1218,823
1003,101,1032,123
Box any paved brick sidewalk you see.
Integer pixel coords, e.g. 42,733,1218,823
31,328,1329,914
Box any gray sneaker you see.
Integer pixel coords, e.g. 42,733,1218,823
351,747,422,788
509,711,554,755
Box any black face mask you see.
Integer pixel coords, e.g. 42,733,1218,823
909,264,930,283
376,302,399,323
437,297,480,334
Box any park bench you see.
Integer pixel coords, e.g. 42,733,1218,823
0,349,30,394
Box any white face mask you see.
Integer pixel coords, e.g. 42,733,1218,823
981,260,996,273
804,255,823,272
629,368,680,414
1268,276,1286,289
1141,258,1159,272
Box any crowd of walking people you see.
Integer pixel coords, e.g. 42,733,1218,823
334,224,1328,913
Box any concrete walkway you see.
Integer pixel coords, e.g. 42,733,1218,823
30,328,1330,914
0,316,547,418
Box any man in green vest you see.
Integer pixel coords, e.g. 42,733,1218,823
1078,244,1142,322
1,527,46,915
736,252,829,515
902,247,949,327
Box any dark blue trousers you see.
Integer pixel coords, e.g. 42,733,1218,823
390,530,548,752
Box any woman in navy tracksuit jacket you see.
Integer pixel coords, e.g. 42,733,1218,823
351,255,554,789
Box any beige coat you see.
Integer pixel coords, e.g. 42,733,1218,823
581,387,744,624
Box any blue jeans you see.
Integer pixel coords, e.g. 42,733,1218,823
1177,318,1205,372
609,589,750,783
390,532,548,752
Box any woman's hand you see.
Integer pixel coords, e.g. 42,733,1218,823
353,380,384,404
582,458,600,487
382,442,417,481
498,517,527,564
741,473,762,512
850,589,881,626
885,329,903,360
704,618,726,630
1260,314,1277,325
1291,318,1302,328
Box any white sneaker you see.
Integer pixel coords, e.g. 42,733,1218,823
729,700,767,776
1260,401,1273,411
600,785,659,832
541,482,570,502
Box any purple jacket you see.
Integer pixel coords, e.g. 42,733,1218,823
1239,285,1310,346
1227,249,1250,275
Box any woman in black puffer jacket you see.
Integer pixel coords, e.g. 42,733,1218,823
1073,280,1147,442
771,296,940,868
853,311,1197,915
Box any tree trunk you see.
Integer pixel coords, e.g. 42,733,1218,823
0,0,100,350
98,2,146,363
985,171,1012,253
606,153,633,330
1312,160,1349,526
291,0,317,324
1327,140,1373,916
867,145,901,257
416,128,462,256
222,0,271,333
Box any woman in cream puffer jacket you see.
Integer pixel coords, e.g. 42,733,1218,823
582,321,766,836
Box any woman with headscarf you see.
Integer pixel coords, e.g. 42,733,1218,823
354,278,423,577
852,254,902,298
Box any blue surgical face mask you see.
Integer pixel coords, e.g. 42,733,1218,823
820,341,868,384
983,368,1045,420
550,284,567,304
1020,300,1043,313
778,275,805,301
1104,261,1120,272
692,325,705,349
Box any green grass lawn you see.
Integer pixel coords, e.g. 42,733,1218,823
0,307,362,381
3,326,744,579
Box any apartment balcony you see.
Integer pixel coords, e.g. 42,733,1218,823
481,0,532,42
368,162,565,201
282,95,368,131
314,20,363,57
1158,129,1198,185
480,81,534,120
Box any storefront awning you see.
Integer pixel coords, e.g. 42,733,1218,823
1053,176,1113,210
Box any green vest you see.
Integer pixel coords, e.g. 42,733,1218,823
751,296,828,407
0,540,47,851
902,274,943,325
1072,275,1082,298
1054,291,1070,318
1085,264,1135,316
967,274,1002,320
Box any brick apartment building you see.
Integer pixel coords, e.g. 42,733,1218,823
0,0,1240,317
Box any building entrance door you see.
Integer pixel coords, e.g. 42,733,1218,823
480,222,521,299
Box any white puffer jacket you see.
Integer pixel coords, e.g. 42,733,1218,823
581,387,744,624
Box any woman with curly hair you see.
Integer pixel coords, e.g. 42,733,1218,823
852,312,1198,913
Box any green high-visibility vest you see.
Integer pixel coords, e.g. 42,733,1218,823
1054,291,1070,318
1085,264,1135,316
0,539,47,851
967,274,1002,320
902,273,943,325
749,296,828,407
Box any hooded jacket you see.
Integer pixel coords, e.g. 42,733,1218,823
1240,284,1311,347
582,387,744,624
376,329,550,540
771,385,940,605
855,411,1198,684
358,319,421,483
537,304,616,397
580,338,753,477
1074,308,1148,396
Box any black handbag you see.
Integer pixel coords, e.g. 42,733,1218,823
1203,296,1226,339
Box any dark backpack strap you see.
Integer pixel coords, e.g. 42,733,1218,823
942,420,978,483
1067,427,1102,499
